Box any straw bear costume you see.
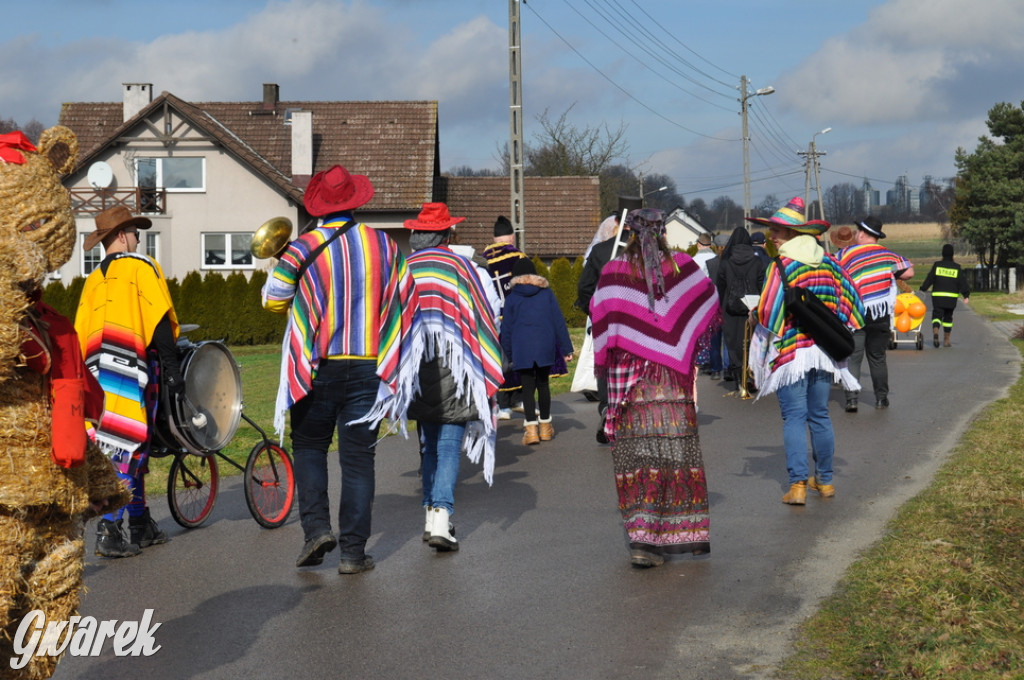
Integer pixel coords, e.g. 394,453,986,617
0,127,129,679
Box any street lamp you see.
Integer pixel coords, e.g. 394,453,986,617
803,127,831,222
740,75,775,221
643,186,668,206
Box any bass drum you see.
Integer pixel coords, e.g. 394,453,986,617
172,341,243,453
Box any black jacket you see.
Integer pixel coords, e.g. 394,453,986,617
575,233,630,314
716,244,765,316
920,258,970,309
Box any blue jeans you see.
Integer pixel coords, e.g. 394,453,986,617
290,359,380,558
418,422,465,513
776,368,834,485
708,328,723,373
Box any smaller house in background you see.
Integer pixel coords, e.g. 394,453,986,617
664,207,709,250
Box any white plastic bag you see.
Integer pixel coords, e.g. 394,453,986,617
571,330,598,393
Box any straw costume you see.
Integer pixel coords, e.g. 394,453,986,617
0,128,128,679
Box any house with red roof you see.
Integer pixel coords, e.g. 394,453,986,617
57,83,599,281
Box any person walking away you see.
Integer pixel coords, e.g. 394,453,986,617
692,232,725,380
483,216,528,419
716,227,765,391
835,216,913,411
576,216,632,443
590,208,721,568
919,243,970,347
75,206,185,558
501,258,574,445
263,164,421,574
402,203,504,551
746,197,865,504
750,230,773,269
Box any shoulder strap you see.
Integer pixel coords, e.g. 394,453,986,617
773,257,791,291
296,220,355,281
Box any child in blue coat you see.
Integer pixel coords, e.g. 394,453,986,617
500,258,574,445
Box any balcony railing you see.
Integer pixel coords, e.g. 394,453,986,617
68,188,167,215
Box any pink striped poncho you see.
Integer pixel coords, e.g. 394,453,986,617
591,252,719,379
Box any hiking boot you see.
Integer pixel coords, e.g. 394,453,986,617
875,398,889,410
128,508,168,548
782,481,807,505
337,554,375,575
844,398,858,413
933,326,940,348
629,548,665,568
808,477,836,498
96,519,141,558
943,331,951,347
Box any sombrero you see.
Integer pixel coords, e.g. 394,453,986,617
745,196,830,236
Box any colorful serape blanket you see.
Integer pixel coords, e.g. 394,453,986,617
402,247,504,483
837,243,911,319
75,253,177,455
264,219,421,436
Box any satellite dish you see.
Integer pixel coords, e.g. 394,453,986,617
87,161,113,189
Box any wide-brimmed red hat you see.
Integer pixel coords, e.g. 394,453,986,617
745,196,830,236
84,205,152,251
403,202,466,231
303,164,375,216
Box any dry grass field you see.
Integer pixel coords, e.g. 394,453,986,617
879,221,948,240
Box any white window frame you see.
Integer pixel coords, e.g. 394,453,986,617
135,157,206,193
201,232,254,270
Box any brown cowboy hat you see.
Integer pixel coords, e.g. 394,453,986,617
829,224,857,249
303,164,375,217
84,205,152,251
403,202,466,231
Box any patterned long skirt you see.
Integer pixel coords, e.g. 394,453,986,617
610,361,710,555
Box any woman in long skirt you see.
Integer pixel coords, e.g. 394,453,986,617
590,208,720,568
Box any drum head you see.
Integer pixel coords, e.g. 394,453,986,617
179,342,242,451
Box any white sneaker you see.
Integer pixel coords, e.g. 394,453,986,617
498,409,512,420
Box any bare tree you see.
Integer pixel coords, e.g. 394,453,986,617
823,183,859,224
525,104,628,177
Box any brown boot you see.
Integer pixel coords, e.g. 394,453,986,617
538,418,554,441
522,422,540,445
933,326,940,348
808,477,835,498
943,331,951,347
782,481,807,505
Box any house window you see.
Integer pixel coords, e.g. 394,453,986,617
202,233,254,269
136,157,205,193
80,231,160,274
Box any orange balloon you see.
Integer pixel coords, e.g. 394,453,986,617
895,314,912,333
909,301,926,317
893,298,905,315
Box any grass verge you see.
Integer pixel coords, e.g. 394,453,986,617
776,292,1024,679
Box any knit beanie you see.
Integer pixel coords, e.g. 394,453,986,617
942,243,954,258
512,258,536,278
494,216,514,237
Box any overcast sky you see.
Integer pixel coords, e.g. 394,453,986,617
3,0,1022,207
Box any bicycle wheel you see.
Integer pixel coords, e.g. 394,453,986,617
244,442,295,528
167,453,219,528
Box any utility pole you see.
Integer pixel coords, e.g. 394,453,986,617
798,127,830,221
508,0,526,250
739,75,774,222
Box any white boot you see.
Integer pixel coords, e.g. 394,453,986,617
422,505,432,541
428,507,459,552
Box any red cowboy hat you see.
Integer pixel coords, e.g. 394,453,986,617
403,203,466,231
303,164,375,216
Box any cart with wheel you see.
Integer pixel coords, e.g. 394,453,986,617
888,292,927,351
151,332,295,529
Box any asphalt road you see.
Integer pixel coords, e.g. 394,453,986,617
51,306,1018,680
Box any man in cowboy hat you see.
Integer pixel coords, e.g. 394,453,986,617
834,216,914,412
75,205,183,557
748,197,865,504
263,164,420,575
402,203,503,552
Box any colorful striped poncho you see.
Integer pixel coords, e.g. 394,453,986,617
263,218,421,437
751,235,865,397
403,247,504,483
837,243,911,319
75,253,178,456
591,252,719,379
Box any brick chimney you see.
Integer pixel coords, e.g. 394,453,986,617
123,83,153,122
263,83,279,112
291,110,313,187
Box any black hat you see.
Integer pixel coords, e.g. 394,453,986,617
750,231,766,245
512,258,536,278
494,215,514,237
942,243,954,258
856,215,886,239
